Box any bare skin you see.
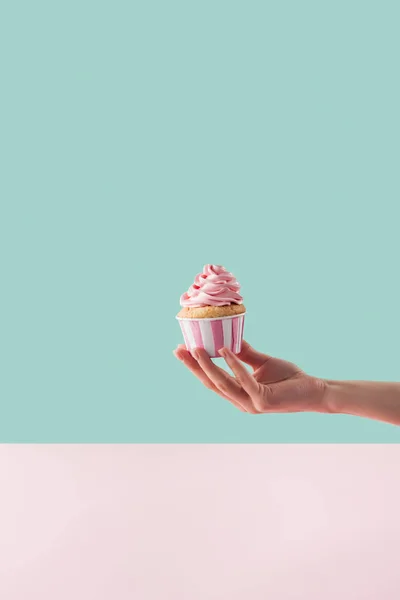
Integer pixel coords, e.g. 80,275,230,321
174,341,400,425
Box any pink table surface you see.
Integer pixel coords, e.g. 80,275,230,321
0,444,399,599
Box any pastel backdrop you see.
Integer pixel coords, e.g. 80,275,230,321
0,445,399,599
1,1,399,441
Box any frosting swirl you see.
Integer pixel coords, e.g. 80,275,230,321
180,264,243,308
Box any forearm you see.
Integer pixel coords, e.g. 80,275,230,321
323,380,400,426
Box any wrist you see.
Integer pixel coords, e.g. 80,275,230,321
322,379,370,417
307,376,335,414
321,380,348,415
320,379,400,424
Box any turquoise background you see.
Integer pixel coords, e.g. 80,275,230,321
1,1,399,442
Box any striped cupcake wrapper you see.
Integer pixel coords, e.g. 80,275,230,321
176,313,246,358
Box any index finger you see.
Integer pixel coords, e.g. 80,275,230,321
219,347,260,397
192,348,251,407
174,346,247,412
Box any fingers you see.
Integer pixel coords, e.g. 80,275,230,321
173,346,224,395
174,346,247,411
191,348,250,408
237,341,270,369
219,347,260,397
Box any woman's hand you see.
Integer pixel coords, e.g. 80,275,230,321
174,340,327,414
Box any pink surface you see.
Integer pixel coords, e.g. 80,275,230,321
0,445,399,599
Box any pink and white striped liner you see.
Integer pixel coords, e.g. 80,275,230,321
176,313,246,358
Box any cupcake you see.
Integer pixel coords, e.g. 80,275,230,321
176,264,246,358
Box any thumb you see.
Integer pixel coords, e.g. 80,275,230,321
237,341,271,369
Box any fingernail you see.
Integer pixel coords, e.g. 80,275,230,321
192,349,199,359
218,348,227,356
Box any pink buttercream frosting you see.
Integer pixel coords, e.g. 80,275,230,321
180,265,243,308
